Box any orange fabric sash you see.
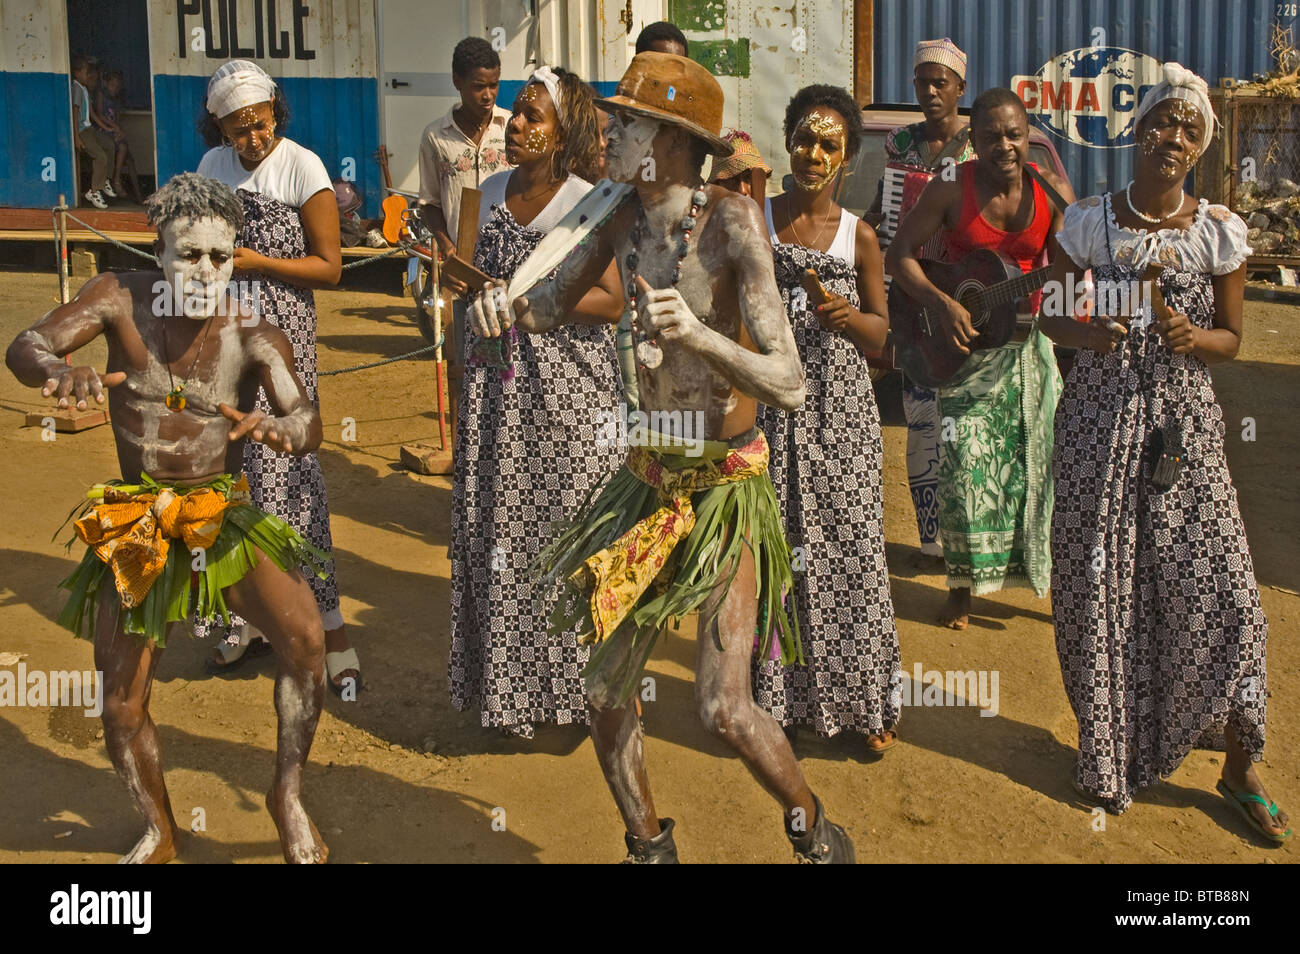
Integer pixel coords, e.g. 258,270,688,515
72,476,251,609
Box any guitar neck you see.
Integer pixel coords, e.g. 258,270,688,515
979,265,1053,310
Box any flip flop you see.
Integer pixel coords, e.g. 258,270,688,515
1216,779,1292,843
326,648,363,697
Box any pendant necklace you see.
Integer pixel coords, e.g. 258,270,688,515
160,314,215,412
786,199,835,250
626,186,707,370
1125,182,1183,226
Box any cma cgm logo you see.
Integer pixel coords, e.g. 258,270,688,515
1012,47,1163,148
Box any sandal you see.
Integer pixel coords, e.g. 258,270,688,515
205,624,272,674
866,728,898,754
1216,779,1292,844
326,648,363,697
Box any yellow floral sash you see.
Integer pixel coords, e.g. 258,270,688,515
574,433,769,643
73,476,251,609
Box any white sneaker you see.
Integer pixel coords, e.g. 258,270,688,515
100,180,117,199
83,189,107,210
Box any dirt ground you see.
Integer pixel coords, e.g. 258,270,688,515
0,261,1295,864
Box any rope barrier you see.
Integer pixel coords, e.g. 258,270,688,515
317,337,442,376
52,204,439,376
340,241,413,269
61,210,159,264
56,206,416,273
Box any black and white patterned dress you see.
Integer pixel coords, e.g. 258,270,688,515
193,189,342,639
1052,195,1267,811
751,204,902,738
448,177,624,737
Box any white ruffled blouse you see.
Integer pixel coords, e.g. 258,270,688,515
1056,193,1251,276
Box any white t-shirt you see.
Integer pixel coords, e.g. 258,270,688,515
197,137,333,210
475,171,591,234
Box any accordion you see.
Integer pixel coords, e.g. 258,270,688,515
877,161,945,261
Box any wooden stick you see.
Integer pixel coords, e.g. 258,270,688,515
56,195,69,304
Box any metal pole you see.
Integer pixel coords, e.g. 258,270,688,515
56,195,70,304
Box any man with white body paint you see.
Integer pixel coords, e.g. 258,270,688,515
470,52,855,863
6,174,332,864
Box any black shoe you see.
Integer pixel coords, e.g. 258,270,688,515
621,818,679,864
787,795,855,864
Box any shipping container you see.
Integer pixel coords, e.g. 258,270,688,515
870,0,1299,198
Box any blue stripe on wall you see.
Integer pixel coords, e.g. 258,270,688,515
153,75,382,218
0,72,75,209
499,79,619,110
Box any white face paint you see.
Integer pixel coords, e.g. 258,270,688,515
604,113,661,182
157,216,236,319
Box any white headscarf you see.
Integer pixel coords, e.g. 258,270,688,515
1134,62,1217,139
529,66,564,121
206,60,277,119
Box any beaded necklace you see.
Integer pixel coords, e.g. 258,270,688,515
625,187,707,369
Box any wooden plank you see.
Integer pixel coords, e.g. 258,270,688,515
854,0,873,105
457,188,481,261
0,228,156,245
0,207,149,231
24,407,109,432
340,245,403,258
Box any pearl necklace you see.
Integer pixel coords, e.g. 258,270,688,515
625,187,707,370
1125,182,1183,226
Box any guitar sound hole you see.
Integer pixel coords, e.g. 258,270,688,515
960,298,986,328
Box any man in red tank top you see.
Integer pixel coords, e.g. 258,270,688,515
885,89,1074,630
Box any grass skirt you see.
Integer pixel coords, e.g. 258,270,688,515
57,474,329,647
534,437,802,706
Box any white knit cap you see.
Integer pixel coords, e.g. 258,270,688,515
1134,62,1217,138
206,60,277,119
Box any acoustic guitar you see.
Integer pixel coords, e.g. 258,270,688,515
374,146,409,245
888,248,1052,389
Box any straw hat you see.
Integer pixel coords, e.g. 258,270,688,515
595,52,734,157
707,130,772,182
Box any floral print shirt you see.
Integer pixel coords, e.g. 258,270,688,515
417,103,513,246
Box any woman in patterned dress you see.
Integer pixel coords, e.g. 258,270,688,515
193,61,359,693
448,68,625,738
751,86,902,752
1040,65,1288,840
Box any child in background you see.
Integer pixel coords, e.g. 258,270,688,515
95,70,143,203
71,55,115,209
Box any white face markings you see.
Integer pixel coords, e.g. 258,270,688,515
1140,98,1208,178
604,114,660,182
158,217,236,319
509,83,556,161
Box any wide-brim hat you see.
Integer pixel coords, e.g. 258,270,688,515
595,52,734,157
707,131,771,181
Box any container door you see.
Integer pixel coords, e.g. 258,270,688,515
378,0,541,194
